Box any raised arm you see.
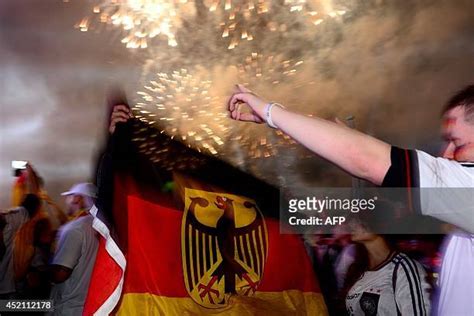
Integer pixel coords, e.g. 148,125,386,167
228,85,391,185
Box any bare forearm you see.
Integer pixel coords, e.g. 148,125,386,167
49,265,72,283
271,107,391,184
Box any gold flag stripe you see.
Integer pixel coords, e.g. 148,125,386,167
116,291,329,315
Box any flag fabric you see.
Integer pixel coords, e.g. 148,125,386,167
83,114,327,315
11,173,27,207
84,205,126,315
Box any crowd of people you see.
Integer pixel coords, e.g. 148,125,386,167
305,202,442,315
0,165,99,315
1,84,473,315
226,83,474,315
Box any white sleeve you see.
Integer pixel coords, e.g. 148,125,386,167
416,150,474,233
52,226,83,269
394,255,431,316
382,146,474,233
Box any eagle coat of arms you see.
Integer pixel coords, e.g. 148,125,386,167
181,188,268,308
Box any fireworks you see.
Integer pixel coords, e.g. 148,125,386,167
133,53,305,160
208,0,270,50
75,0,196,48
208,0,348,50
131,122,207,171
69,0,356,179
134,68,229,156
74,0,348,50
284,0,347,26
228,52,304,159
235,52,304,86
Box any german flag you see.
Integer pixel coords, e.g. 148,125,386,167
83,100,327,315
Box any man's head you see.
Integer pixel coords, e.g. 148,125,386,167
61,183,97,216
21,194,41,217
441,85,474,161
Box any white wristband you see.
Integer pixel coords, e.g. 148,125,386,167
264,102,284,128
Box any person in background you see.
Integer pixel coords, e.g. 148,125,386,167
13,195,53,299
11,162,67,229
0,216,6,261
49,183,99,316
343,202,431,315
60,182,97,221
333,233,356,293
11,164,41,208
0,194,41,299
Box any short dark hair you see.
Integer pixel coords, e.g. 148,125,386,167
442,85,474,121
21,194,41,216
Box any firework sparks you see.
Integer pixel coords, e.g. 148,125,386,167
208,0,348,50
236,52,304,85
75,0,196,49
134,52,306,161
134,68,229,156
73,0,350,50
131,122,206,171
73,0,353,163
227,52,305,159
284,0,347,26
208,0,270,50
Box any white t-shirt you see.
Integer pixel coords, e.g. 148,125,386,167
346,252,431,316
50,215,99,316
382,147,474,316
437,231,474,316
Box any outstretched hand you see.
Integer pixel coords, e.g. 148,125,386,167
109,105,132,134
227,84,268,124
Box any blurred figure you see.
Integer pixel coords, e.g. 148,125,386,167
11,168,27,208
14,195,53,299
310,234,340,315
0,194,42,299
11,162,67,229
333,234,356,292
49,182,99,316
61,182,97,221
11,164,41,208
0,216,6,261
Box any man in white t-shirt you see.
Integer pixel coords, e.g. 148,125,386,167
226,84,474,315
380,89,474,315
49,183,99,315
381,145,473,315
